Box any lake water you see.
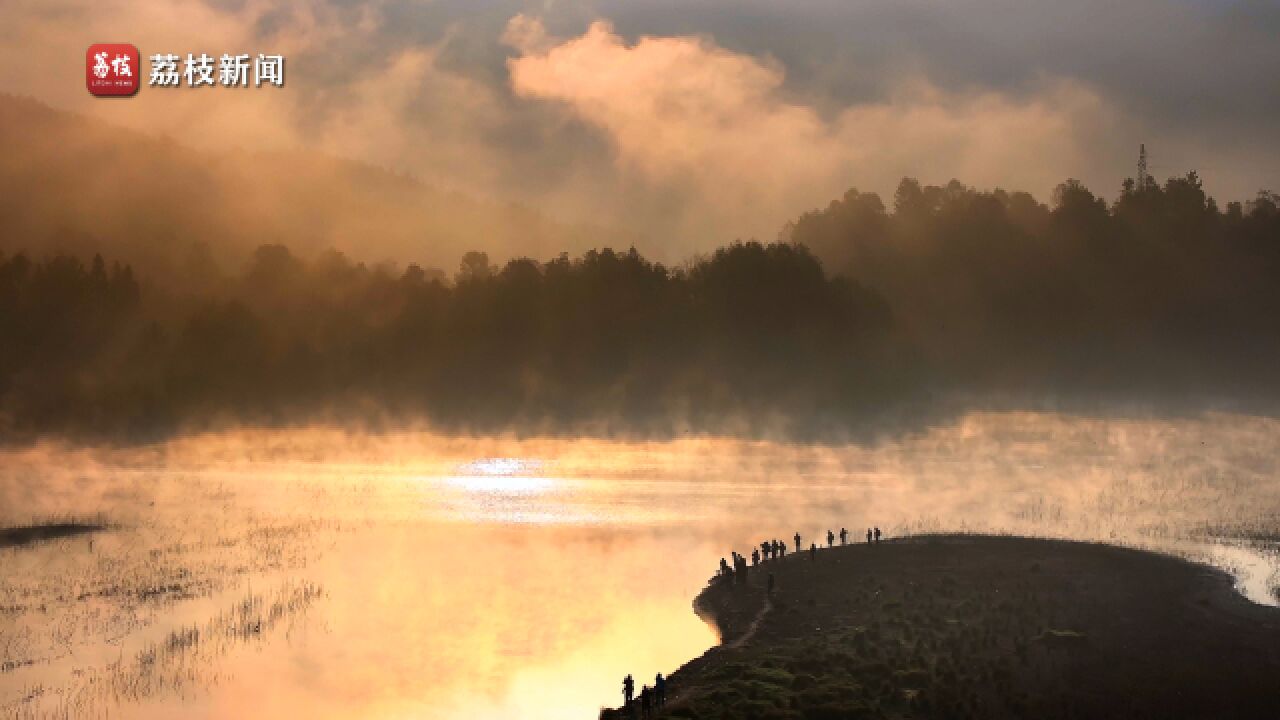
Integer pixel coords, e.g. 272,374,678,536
3,411,1279,718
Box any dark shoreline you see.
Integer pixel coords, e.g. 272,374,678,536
0,521,106,549
602,535,1280,720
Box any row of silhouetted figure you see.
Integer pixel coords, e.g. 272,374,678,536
722,527,884,580
621,672,665,718
619,526,886,716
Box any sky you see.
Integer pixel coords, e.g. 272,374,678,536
1,0,1277,258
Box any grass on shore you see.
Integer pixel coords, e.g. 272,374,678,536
0,515,109,548
605,535,1280,720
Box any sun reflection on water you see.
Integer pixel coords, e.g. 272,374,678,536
4,413,1280,718
444,474,557,494
445,457,556,495
455,457,546,477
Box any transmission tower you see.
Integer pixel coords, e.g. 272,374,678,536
1137,143,1148,188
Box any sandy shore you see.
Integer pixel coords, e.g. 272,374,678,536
602,535,1280,720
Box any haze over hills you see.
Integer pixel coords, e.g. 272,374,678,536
3,95,1280,443
787,176,1280,405
0,94,619,286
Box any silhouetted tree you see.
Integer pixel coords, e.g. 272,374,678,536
4,172,1280,441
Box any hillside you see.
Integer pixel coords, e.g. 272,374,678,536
0,94,610,283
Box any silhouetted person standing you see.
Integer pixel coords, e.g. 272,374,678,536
874,527,882,543
840,527,847,545
866,528,872,544
810,542,817,561
794,532,802,553
827,529,834,547
624,674,634,706
655,673,667,708
751,548,760,566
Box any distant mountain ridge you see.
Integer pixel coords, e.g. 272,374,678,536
0,93,616,284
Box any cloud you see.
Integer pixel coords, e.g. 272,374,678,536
311,44,507,190
1,0,1274,262
506,16,1115,242
0,0,603,270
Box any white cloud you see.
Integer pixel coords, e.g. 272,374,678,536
507,16,1117,241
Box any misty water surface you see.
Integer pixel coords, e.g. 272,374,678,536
3,411,1280,718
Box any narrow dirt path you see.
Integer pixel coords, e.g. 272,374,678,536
604,575,775,718
727,593,772,648
654,590,773,713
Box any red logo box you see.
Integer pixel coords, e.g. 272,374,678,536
87,43,140,97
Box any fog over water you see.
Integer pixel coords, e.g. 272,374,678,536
3,411,1280,718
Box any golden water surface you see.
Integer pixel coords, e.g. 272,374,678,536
3,412,1279,718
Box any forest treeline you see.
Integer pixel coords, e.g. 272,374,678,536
787,173,1280,401
2,173,1278,441
0,240,908,440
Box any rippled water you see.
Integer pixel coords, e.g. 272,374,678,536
3,412,1279,718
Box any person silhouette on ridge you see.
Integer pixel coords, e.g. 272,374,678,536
623,674,634,706
840,527,848,545
827,529,835,547
794,532,802,553
874,527,882,544
866,528,873,544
